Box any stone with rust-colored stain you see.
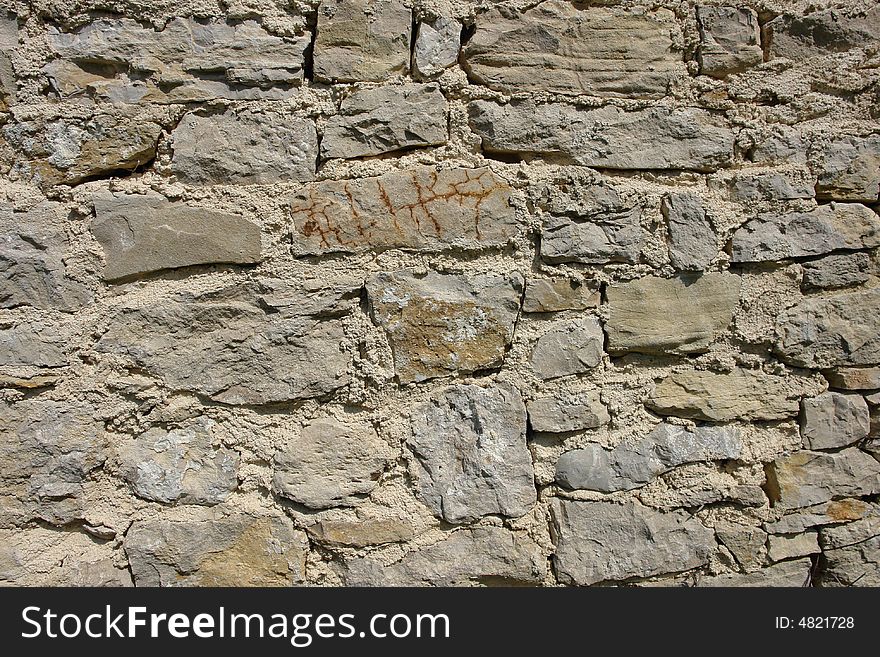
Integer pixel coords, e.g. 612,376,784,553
766,449,880,509
366,269,523,383
765,498,872,534
290,167,515,255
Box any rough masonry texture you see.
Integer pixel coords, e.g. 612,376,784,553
1,0,879,589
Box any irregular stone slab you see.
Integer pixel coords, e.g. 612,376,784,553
522,278,600,313
819,507,880,550
696,6,763,77
0,398,106,527
313,0,411,82
767,448,880,509
815,135,880,202
0,324,66,374
766,9,880,61
648,368,803,422
92,193,262,281
290,167,515,255
766,499,871,534
125,511,308,586
818,539,880,587
556,423,742,492
750,125,808,166
726,172,815,202
768,532,820,562
44,18,310,102
730,203,880,263
322,84,447,159
801,392,869,450
716,523,767,571
826,367,880,391
0,14,17,109
95,286,351,405
802,252,870,290
530,318,604,380
366,270,522,383
341,526,547,586
527,391,609,433
409,384,536,523
413,18,459,79
542,207,642,265
307,518,414,548
775,288,880,369
698,558,812,587
470,101,735,172
116,417,239,505
273,417,393,510
0,202,90,311
661,192,717,271
606,273,740,355
171,110,316,184
552,500,713,585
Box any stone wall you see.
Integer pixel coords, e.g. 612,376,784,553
1,0,879,587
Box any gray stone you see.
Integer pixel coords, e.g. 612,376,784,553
413,18,459,79
825,367,880,391
716,523,767,571
801,392,870,450
116,417,239,505
527,391,609,433
648,368,803,422
727,172,815,202
463,2,682,99
290,167,516,255
696,6,763,78
767,9,880,61
555,423,742,492
522,278,600,313
125,510,308,586
552,500,714,585
366,270,523,383
529,318,604,380
662,192,717,271
95,285,351,405
307,518,414,548
818,538,880,587
409,384,536,523
606,273,740,355
730,203,880,263
802,252,870,290
341,526,547,586
815,135,880,202
92,193,262,281
542,207,642,265
0,14,17,109
322,84,447,159
470,101,735,172
698,558,812,586
750,126,808,165
0,324,66,372
171,110,316,184
768,532,820,562
313,0,411,82
766,499,872,534
767,448,880,509
819,508,880,550
273,417,393,510
775,288,880,369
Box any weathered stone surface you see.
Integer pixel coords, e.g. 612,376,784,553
696,6,763,77
307,518,414,548
815,135,880,202
1,202,90,311
116,417,239,505
716,523,767,571
171,110,316,184
463,2,682,98
767,449,880,509
341,526,547,586
273,417,393,510
556,423,742,492
409,384,535,523
648,368,803,422
826,367,880,391
726,172,815,202
522,278,600,313
0,14,17,109
290,167,515,255
322,84,447,159
527,391,609,433
818,511,880,586
0,324,66,374
0,398,106,527
802,252,870,290
552,500,713,585
766,499,871,534
768,532,820,562
92,193,262,281
662,192,717,271
95,286,351,405
125,511,308,586
767,9,880,61
801,392,870,450
606,273,740,355
775,288,880,369
366,270,522,383
750,126,808,166
44,18,310,102
819,507,880,550
529,318,604,380
698,558,811,586
730,203,880,263
313,0,411,82
413,18,459,79
470,101,735,172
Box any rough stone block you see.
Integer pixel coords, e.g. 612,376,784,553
801,392,870,450
696,6,763,77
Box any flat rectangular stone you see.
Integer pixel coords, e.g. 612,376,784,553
522,277,600,313
767,448,880,509
801,252,870,290
825,367,880,391
767,9,880,61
